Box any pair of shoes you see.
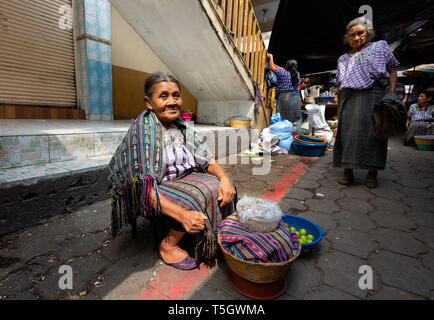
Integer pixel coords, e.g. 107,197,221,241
158,251,198,270
365,179,378,189
337,175,353,185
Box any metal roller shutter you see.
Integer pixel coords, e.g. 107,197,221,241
0,0,77,107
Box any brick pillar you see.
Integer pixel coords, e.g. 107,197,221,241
74,0,113,120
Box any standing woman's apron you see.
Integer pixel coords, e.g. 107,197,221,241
333,79,388,170
276,90,302,134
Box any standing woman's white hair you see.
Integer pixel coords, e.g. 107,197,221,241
344,16,376,43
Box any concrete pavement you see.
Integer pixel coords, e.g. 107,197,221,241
0,137,433,300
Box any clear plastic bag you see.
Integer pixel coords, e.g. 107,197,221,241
236,196,283,232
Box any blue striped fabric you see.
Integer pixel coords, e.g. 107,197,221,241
219,215,300,263
274,68,300,93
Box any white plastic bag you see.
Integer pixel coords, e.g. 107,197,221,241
305,104,333,143
236,196,283,232
314,129,334,143
305,104,329,130
257,127,280,151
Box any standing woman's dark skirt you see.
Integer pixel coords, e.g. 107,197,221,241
276,90,301,123
333,81,388,170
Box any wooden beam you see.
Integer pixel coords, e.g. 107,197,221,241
226,0,233,31
236,0,244,50
245,5,253,68
242,0,249,54
232,0,238,37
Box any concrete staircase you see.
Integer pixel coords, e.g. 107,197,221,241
110,0,267,125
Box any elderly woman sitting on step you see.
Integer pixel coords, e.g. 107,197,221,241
108,73,237,270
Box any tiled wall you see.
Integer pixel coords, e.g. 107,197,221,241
75,0,113,120
0,136,50,169
0,132,125,169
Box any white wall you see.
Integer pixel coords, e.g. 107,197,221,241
110,5,172,74
197,100,254,125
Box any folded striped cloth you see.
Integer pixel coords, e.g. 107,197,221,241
219,215,300,263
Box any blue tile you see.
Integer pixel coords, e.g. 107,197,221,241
86,59,113,117
85,39,111,63
76,0,112,120
84,0,111,40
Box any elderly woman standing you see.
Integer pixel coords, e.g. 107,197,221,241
333,17,399,188
109,73,236,270
267,53,302,133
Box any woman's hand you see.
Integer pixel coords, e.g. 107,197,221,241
180,210,208,234
217,176,236,208
207,160,236,207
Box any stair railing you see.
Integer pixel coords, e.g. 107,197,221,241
210,0,268,97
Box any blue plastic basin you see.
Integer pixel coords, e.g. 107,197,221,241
282,214,326,255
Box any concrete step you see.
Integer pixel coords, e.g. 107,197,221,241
0,119,131,172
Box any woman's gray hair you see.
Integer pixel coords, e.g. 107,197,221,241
144,72,181,98
344,16,375,43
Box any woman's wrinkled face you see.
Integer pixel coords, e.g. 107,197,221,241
346,24,368,51
146,81,182,126
418,93,431,105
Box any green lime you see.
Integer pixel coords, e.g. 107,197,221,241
299,228,307,236
307,234,315,241
290,227,296,231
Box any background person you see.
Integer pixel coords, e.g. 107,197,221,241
333,17,399,188
300,77,312,103
267,53,302,134
403,91,433,146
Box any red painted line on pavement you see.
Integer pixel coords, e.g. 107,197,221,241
260,159,315,202
135,158,316,300
135,263,211,300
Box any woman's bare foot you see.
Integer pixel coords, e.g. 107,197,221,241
158,229,189,263
159,244,189,263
